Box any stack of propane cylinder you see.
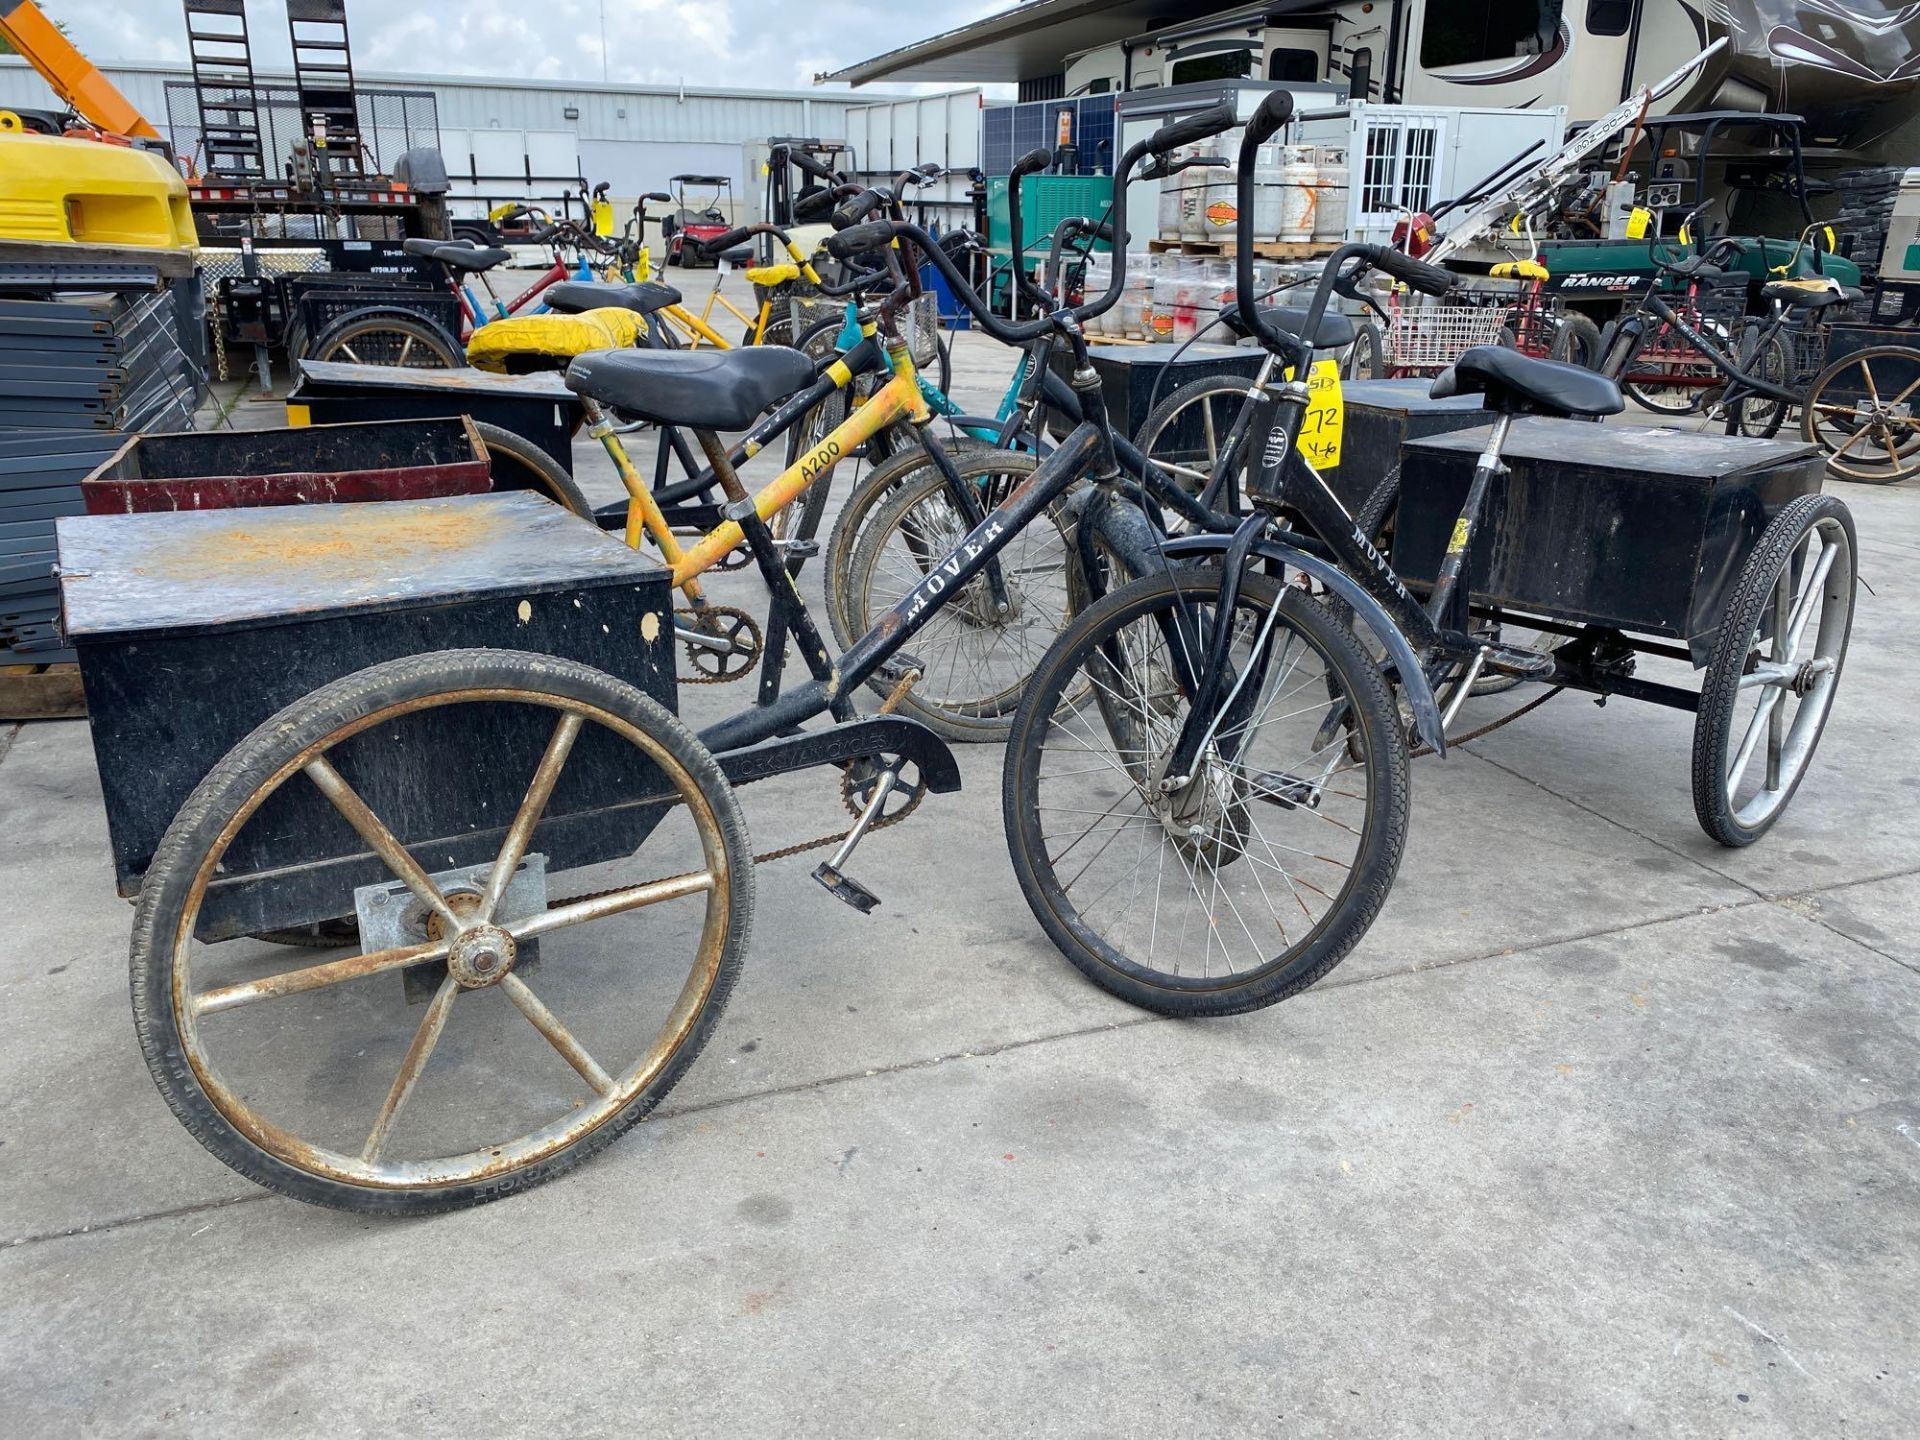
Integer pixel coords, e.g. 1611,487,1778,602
1076,125,1350,344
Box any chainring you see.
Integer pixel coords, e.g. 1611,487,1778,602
840,754,928,826
680,603,764,684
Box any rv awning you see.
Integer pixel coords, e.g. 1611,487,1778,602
816,0,1255,86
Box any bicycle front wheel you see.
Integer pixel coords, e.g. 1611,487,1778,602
1003,568,1411,1016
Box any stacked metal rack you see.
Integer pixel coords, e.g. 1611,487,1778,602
0,278,206,671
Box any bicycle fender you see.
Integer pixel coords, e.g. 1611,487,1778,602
1156,532,1447,757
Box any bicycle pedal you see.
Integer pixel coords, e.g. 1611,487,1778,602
812,862,881,914
876,650,926,686
775,538,821,560
1481,643,1557,679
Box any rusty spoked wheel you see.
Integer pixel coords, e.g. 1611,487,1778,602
1803,345,1920,483
131,649,752,1214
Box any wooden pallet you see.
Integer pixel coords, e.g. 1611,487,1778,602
0,663,86,721
1148,238,1338,260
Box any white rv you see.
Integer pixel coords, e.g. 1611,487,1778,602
1063,0,1920,145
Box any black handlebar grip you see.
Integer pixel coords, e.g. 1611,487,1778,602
832,188,886,231
643,191,673,204
793,189,838,222
1148,101,1236,155
789,150,839,181
698,227,755,256
1244,90,1296,149
1011,147,1052,179
1368,246,1456,296
824,220,896,260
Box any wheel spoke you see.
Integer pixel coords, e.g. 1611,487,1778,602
509,868,717,941
479,712,583,924
192,937,452,1016
500,973,615,1096
362,974,459,1163
1727,685,1782,797
304,756,463,935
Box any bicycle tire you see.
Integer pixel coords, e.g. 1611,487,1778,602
1691,495,1855,845
841,453,1073,741
1134,374,1256,517
470,420,594,517
1548,313,1603,369
1733,329,1792,440
1002,568,1410,1016
820,439,1010,653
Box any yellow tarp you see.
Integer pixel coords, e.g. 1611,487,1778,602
465,307,645,373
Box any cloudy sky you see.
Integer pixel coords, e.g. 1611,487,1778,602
30,0,1012,93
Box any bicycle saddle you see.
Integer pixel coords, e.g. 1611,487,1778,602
413,241,511,273
1762,278,1854,311
565,345,815,430
1664,255,1727,281
1219,301,1355,350
545,280,683,316
1432,346,1624,418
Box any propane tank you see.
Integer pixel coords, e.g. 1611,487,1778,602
1278,145,1317,242
1251,143,1285,243
1201,127,1244,243
1312,145,1349,242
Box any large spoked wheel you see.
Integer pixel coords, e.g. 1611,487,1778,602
306,310,462,369
131,649,753,1214
1134,375,1254,519
1803,345,1920,483
843,453,1077,742
1003,569,1411,1016
1692,495,1856,846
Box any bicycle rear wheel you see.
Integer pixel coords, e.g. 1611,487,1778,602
1622,316,1718,415
1003,568,1410,1016
842,455,1076,741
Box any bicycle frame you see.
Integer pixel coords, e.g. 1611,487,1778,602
698,372,1118,758
1618,290,1800,407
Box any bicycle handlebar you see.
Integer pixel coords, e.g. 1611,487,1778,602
697,222,791,258
1149,101,1237,156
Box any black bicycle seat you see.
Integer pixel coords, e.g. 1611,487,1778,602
403,237,452,258
433,243,512,274
565,345,815,430
1664,255,1727,281
1762,279,1851,311
545,280,684,316
1219,301,1355,350
1432,346,1624,419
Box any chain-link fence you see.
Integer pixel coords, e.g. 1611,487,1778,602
164,81,440,181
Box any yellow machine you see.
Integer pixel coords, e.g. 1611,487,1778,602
0,130,195,248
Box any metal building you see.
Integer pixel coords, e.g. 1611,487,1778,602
0,58,875,215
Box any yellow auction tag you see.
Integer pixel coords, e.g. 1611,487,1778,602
1289,358,1344,470
285,403,311,427
1625,206,1652,239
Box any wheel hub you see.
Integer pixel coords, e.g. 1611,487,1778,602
447,923,517,989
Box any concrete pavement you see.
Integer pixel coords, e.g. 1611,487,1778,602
0,321,1916,1436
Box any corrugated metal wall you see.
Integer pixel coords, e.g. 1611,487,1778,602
0,58,868,200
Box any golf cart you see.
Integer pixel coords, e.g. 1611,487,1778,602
661,174,743,268
1536,112,1863,324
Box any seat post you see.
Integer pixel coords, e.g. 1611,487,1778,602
1424,413,1512,629
694,430,753,505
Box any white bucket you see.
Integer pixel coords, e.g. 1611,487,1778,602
1278,144,1317,243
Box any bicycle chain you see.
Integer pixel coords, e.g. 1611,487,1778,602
677,604,764,685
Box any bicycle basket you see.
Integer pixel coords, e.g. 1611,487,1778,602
1384,296,1511,374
